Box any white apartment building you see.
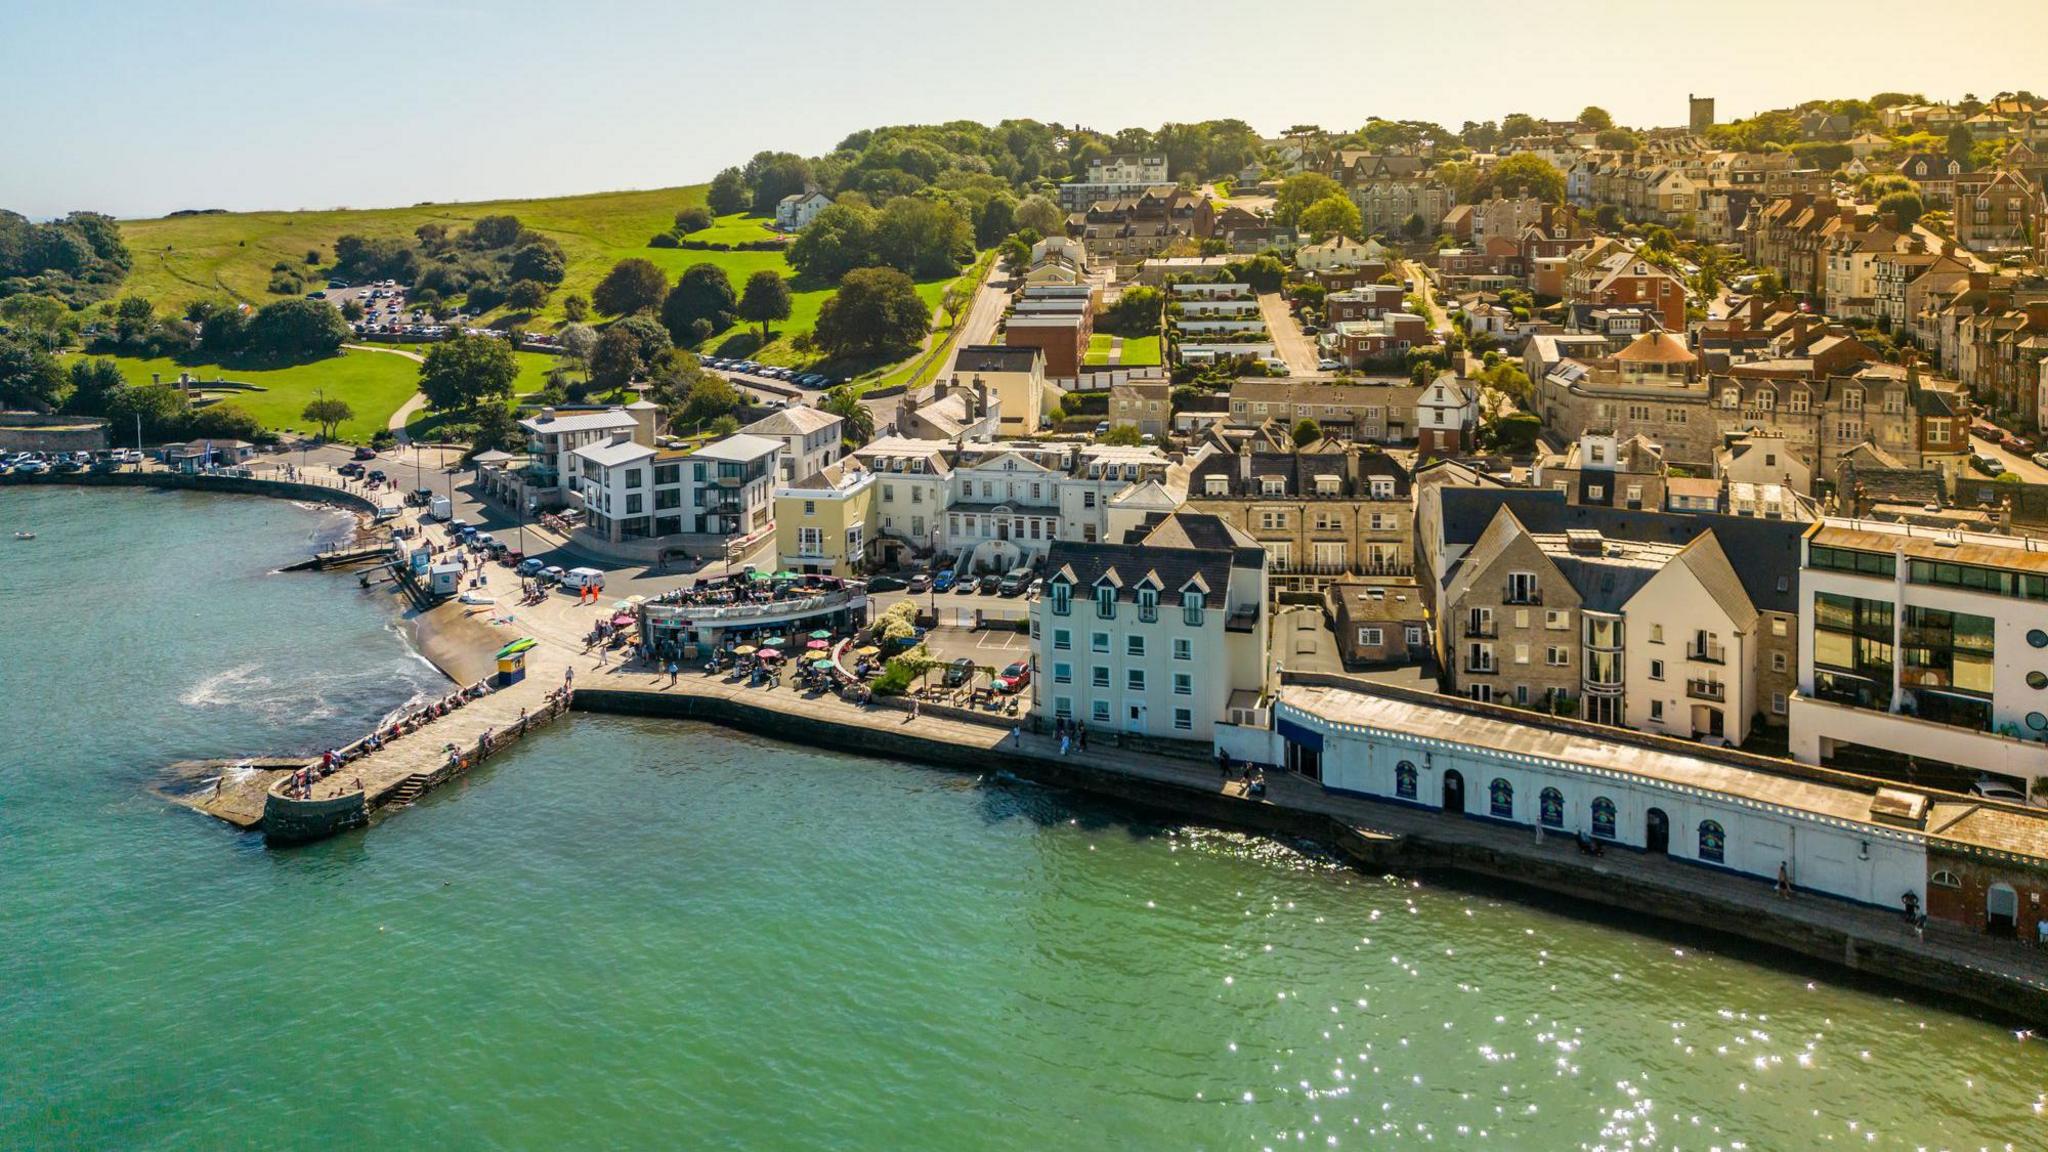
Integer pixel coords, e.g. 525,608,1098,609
852,437,952,565
571,430,782,545
1791,519,2048,794
1031,513,1269,742
744,406,844,484
519,406,644,507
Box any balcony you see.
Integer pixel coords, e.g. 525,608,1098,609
1687,643,1725,665
1504,588,1543,606
1464,619,1498,639
1462,661,1498,676
1686,678,1726,702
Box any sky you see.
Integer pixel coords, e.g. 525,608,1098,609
4,0,2046,220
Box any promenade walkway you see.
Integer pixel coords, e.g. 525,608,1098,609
577,655,2048,1000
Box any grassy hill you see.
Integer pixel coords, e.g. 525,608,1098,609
120,184,963,367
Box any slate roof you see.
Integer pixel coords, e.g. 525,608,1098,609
1435,488,1805,613
1045,513,1260,605
952,345,1041,374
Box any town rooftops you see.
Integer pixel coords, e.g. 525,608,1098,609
690,433,783,463
952,344,1041,374
571,435,655,469
1809,518,2048,575
1046,513,1261,606
1614,330,1697,364
742,406,843,437
519,407,638,435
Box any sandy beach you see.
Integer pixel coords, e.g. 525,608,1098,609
406,596,518,684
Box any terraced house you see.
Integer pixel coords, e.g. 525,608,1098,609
1183,423,1413,596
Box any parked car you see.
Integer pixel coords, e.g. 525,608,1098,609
954,573,979,594
906,572,931,594
1970,422,2002,442
995,661,1031,693
365,469,386,484
516,558,546,577
1262,357,1291,376
1971,779,2029,804
997,567,1030,597
539,565,567,585
978,573,1002,594
337,462,365,477
1318,358,1341,371
866,575,908,592
2001,432,2037,455
941,657,975,689
2032,451,2048,470
1972,453,2007,477
352,446,378,460
932,570,956,592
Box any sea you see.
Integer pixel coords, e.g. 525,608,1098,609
0,484,2042,1149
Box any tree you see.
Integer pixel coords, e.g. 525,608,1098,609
675,373,742,428
746,151,814,214
820,385,875,444
418,332,518,412
562,294,589,322
509,242,566,285
505,279,550,311
1014,193,1063,236
1500,113,1538,140
661,263,738,344
1594,204,1625,231
301,395,355,439
975,193,1017,247
1402,212,1428,240
1298,194,1363,243
813,267,930,358
1579,106,1614,131
1879,189,1925,232
1486,411,1542,453
1232,253,1287,293
788,202,880,281
1596,128,1643,151
1946,124,1976,163
64,357,127,414
738,270,793,342
1291,417,1321,447
466,214,524,249
340,298,366,322
1097,423,1143,446
875,195,972,278
707,167,750,215
558,323,597,370
1099,285,1162,337
591,257,668,316
1474,153,1565,203
468,402,522,456
673,205,714,234
1275,172,1343,227
589,320,669,392
242,298,349,362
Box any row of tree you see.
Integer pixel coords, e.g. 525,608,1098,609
0,210,129,305
588,259,793,348
0,335,273,443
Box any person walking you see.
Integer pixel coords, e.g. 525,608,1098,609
1060,734,1071,756
1076,722,1088,752
1011,725,1022,749
1777,862,1793,900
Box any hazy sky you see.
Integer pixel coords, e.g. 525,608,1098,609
5,0,2044,220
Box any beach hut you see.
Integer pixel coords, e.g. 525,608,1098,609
429,563,464,597
494,637,538,687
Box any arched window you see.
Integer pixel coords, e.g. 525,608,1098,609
1930,870,1961,888
1395,760,1418,800
1591,797,1617,840
1539,787,1564,828
1489,777,1514,819
1698,820,1726,863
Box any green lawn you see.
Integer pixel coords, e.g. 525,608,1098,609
117,186,959,372
91,350,423,441
1083,333,1162,367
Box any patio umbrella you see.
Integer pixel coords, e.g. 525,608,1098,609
761,636,787,647
610,613,634,628
854,645,880,656
808,629,833,640
811,657,835,667
774,570,801,579
806,639,829,650
611,600,633,611
733,644,757,655
758,648,782,661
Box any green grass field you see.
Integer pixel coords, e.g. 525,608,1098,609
1083,333,1162,367
92,350,422,441
118,185,966,370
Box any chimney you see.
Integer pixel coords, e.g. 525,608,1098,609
1238,443,1252,483
934,377,950,402
539,407,556,423
610,429,633,446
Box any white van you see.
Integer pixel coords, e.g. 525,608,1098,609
561,567,606,593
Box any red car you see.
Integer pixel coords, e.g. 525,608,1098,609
995,661,1031,693
1969,422,2001,442
352,446,379,460
2001,431,2037,455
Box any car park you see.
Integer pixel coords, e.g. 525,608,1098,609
978,573,1001,594
953,573,979,594
866,575,908,592
998,567,1030,597
932,570,955,593
906,572,931,594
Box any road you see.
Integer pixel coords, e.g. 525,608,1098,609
1967,433,2048,484
1402,259,1453,337
1256,291,1320,375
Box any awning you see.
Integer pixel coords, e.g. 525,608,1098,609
1275,715,1323,751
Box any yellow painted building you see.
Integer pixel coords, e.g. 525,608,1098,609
773,460,876,576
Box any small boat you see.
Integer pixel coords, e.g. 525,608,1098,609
13,531,34,540
457,591,496,605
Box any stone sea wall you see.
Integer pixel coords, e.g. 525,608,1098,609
1,470,380,514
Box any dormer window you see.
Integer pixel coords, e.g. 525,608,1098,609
1095,584,1117,620
1260,477,1285,496
1049,581,1071,616
1204,476,1228,496
1182,591,1206,627
1137,588,1158,623
1843,388,1863,412
1369,477,1394,499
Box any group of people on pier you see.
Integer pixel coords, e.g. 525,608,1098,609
276,681,497,800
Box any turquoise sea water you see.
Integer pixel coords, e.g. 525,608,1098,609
2,485,2044,1150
